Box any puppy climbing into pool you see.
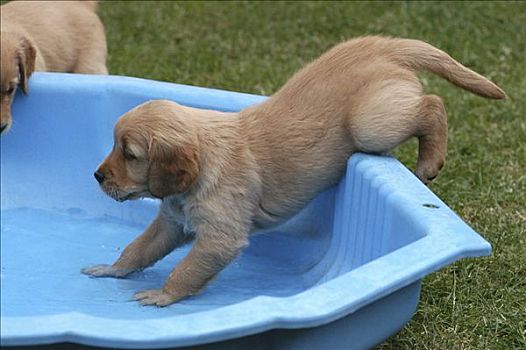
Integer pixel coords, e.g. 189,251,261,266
83,36,505,306
0,0,108,134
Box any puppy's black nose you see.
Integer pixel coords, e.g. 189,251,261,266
0,124,7,133
94,171,105,184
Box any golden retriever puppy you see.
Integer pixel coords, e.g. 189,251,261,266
83,36,505,307
0,0,107,133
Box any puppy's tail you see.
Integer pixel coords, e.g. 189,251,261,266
79,1,100,12
384,37,506,99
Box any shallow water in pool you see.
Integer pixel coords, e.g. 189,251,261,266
1,207,320,319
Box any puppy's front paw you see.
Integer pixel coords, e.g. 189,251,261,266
134,289,182,307
81,264,134,278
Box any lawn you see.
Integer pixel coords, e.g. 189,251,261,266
5,0,526,349
99,2,525,349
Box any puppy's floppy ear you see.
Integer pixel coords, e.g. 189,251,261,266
148,138,200,198
18,37,36,94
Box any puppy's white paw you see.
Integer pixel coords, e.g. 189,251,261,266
81,264,134,278
134,289,179,307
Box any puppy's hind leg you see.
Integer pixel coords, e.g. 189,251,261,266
75,62,108,75
414,95,448,183
348,77,423,156
74,56,108,75
347,76,447,183
82,213,191,278
74,37,108,75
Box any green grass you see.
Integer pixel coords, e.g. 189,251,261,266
100,2,525,349
4,0,525,348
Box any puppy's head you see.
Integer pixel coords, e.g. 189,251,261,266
0,32,36,134
94,100,201,201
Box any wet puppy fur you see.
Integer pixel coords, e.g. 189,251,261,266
1,0,107,134
84,36,505,306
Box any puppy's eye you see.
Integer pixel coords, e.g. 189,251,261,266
122,146,137,161
6,87,16,95
124,150,137,161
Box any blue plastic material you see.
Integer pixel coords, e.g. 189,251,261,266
1,73,491,349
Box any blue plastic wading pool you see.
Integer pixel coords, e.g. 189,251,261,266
1,73,491,350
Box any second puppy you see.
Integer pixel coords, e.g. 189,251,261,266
83,36,505,306
1,0,108,133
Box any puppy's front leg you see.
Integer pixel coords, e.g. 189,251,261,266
134,220,248,307
82,212,190,278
